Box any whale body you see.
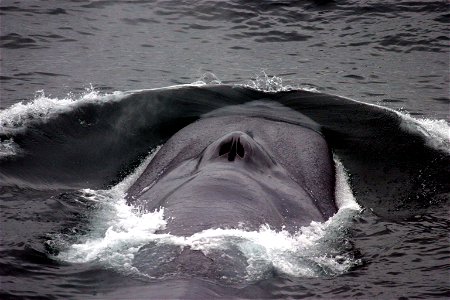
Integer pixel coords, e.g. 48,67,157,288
0,84,448,298
126,101,337,236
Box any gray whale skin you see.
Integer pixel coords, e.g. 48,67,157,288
126,101,338,236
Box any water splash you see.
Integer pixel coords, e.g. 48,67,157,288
0,138,21,158
334,157,360,210
240,71,293,92
192,72,222,85
54,152,361,281
3,77,446,156
400,115,449,154
336,93,450,155
55,146,162,269
0,87,125,135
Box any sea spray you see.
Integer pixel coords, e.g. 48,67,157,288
55,152,362,281
0,88,126,135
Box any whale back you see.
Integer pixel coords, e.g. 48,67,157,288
127,102,336,234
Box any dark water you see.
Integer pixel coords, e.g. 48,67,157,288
1,0,449,119
1,0,449,299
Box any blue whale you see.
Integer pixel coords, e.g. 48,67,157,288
127,101,337,236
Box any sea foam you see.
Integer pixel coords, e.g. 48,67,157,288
56,149,361,281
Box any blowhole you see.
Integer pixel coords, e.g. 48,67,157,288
219,140,233,157
219,138,245,161
237,138,245,158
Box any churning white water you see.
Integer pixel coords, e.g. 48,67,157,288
56,146,361,281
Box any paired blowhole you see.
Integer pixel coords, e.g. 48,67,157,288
219,137,245,161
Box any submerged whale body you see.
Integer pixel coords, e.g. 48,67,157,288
127,101,337,236
126,101,339,283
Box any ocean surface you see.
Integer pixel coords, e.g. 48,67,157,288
1,0,449,299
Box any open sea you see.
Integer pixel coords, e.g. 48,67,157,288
0,0,449,299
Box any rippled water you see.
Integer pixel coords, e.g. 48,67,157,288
1,0,449,118
1,0,449,299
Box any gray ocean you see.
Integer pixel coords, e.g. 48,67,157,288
1,0,449,299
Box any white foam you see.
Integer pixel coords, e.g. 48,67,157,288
0,138,21,158
0,88,126,135
326,93,450,154
191,72,222,85
58,146,163,268
2,76,447,156
0,81,220,138
239,75,449,154
239,71,294,92
400,115,450,154
56,151,361,280
334,156,360,210
239,73,449,155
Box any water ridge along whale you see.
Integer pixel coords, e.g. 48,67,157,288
126,101,338,236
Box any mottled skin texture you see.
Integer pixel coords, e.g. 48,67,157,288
127,112,337,236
